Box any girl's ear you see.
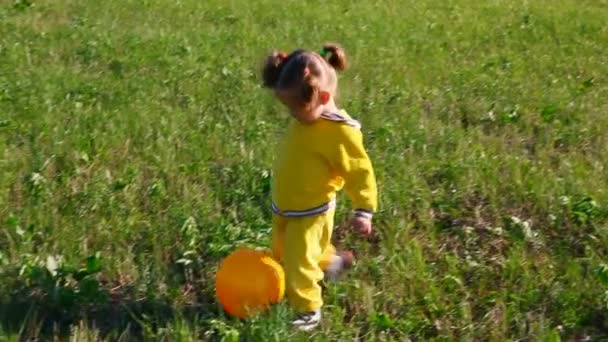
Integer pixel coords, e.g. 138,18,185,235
303,67,311,78
319,91,330,104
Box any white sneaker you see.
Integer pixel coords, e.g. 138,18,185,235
325,251,354,281
292,309,322,332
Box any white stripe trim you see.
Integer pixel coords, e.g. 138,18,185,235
320,112,361,129
354,209,373,219
272,200,336,218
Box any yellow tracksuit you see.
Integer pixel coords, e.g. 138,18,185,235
271,110,377,312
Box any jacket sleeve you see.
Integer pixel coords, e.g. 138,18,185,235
322,124,378,218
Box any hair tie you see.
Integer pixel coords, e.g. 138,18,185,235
277,52,287,61
319,48,328,58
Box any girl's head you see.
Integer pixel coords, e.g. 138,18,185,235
262,43,347,123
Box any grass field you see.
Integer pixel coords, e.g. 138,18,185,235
1,0,608,340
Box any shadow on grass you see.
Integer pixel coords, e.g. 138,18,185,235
0,284,220,340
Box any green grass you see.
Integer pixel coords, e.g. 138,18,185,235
1,0,608,340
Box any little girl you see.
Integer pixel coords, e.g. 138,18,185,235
262,43,377,331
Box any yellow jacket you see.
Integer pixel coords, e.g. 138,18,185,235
272,110,377,218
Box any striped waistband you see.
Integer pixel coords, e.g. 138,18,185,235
271,200,336,218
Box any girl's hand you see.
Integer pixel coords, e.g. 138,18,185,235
350,216,372,237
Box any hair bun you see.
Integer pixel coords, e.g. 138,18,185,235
321,43,347,71
262,50,287,88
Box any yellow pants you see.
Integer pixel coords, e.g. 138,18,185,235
272,209,336,313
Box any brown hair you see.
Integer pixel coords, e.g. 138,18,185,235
262,43,347,110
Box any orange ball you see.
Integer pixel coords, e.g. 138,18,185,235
215,248,285,318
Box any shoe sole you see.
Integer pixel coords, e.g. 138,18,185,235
294,322,320,332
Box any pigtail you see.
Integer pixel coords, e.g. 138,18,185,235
321,43,347,71
262,50,287,88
